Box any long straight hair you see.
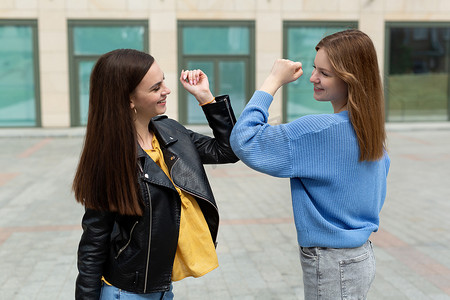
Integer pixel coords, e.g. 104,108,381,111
73,49,155,216
316,29,386,161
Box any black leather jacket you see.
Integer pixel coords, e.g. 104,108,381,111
76,95,238,299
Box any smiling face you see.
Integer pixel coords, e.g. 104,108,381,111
310,48,348,113
130,61,171,120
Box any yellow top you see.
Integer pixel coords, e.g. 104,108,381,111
145,134,218,281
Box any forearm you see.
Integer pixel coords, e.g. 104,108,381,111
76,209,115,299
230,91,293,177
259,74,284,96
191,95,238,164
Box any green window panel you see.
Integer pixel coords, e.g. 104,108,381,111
186,61,214,124
74,26,145,55
182,27,250,55
179,22,254,125
68,21,148,126
284,22,357,122
218,61,246,114
78,60,96,125
0,21,39,127
185,60,247,124
386,24,450,122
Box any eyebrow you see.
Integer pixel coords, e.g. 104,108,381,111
313,63,332,73
149,74,165,91
149,81,162,91
148,73,166,91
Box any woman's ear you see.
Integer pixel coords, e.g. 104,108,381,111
130,97,135,109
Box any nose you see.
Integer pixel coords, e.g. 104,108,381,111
310,68,319,83
162,82,171,95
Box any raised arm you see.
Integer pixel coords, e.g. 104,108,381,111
260,59,303,95
230,59,303,177
179,69,238,164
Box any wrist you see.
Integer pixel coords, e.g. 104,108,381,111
196,91,215,105
260,76,282,96
199,97,216,106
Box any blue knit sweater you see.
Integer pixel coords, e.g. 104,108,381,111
230,91,390,248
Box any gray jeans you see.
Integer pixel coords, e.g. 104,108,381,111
300,240,375,300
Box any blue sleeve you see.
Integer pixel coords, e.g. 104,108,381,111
230,91,294,178
384,151,391,176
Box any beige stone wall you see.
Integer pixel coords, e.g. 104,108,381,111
1,0,449,127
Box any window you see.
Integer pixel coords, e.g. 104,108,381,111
178,21,255,124
283,22,357,122
68,20,148,126
0,20,40,127
386,23,450,122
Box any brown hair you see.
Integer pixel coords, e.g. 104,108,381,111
73,49,155,216
316,29,386,161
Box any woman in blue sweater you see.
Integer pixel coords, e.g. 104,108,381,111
230,29,390,299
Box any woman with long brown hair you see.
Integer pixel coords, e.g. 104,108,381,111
230,29,390,299
73,48,238,300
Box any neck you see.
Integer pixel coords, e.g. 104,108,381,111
135,118,153,150
332,101,348,113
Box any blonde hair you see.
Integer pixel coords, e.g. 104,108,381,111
316,29,386,161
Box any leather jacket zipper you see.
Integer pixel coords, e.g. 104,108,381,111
138,161,153,293
223,97,235,125
115,221,139,259
143,181,152,293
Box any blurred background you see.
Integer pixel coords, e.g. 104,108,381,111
0,0,449,128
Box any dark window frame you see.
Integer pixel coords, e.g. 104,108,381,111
177,20,255,124
67,19,149,126
385,21,450,122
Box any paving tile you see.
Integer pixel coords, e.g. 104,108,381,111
0,127,449,299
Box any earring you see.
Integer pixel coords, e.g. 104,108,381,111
134,108,137,115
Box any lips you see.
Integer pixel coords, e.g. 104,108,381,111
157,98,166,104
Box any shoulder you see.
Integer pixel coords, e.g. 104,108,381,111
285,111,352,139
153,115,185,129
301,111,349,127
151,115,191,138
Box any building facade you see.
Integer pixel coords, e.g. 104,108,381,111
0,0,449,127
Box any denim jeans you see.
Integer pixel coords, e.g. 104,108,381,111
300,240,375,300
99,282,174,300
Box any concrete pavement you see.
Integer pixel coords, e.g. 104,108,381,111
0,124,449,299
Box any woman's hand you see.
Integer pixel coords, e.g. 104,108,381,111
260,59,303,96
180,69,215,106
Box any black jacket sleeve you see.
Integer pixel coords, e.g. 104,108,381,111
189,95,239,164
76,209,116,300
